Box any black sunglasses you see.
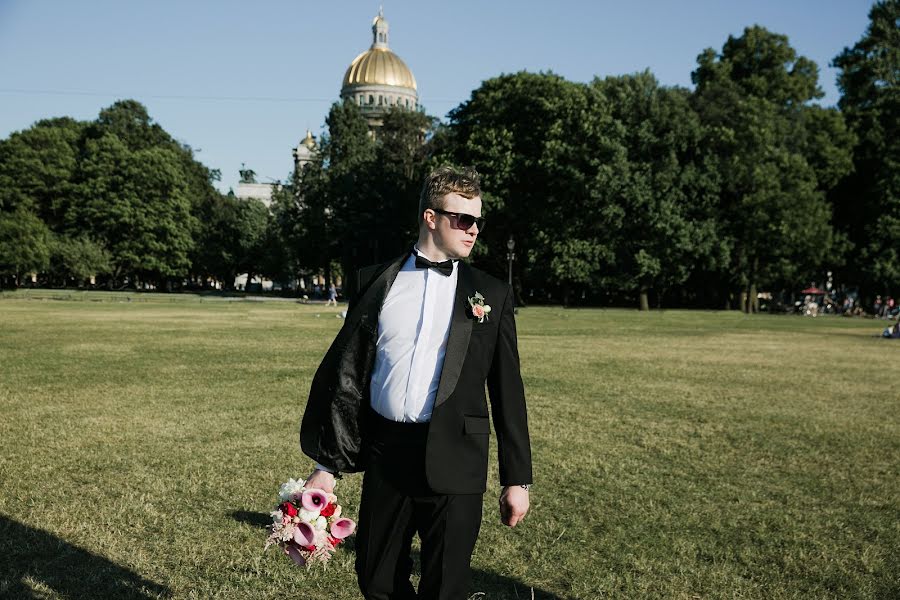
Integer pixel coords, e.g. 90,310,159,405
433,209,486,232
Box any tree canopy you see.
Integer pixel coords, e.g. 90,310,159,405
1,16,897,307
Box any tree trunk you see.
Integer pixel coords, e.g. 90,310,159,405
639,285,650,311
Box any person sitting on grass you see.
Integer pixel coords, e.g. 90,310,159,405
882,321,900,338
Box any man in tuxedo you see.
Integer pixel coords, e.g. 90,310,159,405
300,166,532,599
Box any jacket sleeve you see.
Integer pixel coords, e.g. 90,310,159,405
300,263,384,472
486,284,533,486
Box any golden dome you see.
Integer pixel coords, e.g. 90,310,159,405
342,48,417,91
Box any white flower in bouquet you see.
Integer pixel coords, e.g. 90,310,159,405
298,508,320,521
278,478,306,502
315,516,328,530
278,524,295,543
331,505,342,519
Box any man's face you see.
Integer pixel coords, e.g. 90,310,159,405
429,192,482,259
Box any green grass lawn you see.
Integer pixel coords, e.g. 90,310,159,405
1,293,898,599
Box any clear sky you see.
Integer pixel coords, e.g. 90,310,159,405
0,1,874,193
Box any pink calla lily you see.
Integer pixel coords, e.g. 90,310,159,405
301,488,329,512
330,517,356,539
284,544,307,567
292,521,316,546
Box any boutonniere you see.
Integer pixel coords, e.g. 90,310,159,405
467,291,492,323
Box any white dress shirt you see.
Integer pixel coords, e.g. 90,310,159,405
369,248,457,422
315,248,457,472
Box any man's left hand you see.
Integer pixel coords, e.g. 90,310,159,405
499,486,530,527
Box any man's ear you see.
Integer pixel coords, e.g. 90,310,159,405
423,209,437,231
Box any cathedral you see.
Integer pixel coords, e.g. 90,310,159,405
239,9,419,205
235,9,418,290
293,8,419,172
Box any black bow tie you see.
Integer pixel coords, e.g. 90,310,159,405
415,255,454,276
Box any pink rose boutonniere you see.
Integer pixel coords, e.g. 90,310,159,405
467,291,492,323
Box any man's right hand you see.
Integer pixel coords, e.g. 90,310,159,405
305,469,336,493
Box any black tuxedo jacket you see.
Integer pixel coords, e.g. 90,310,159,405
300,252,532,494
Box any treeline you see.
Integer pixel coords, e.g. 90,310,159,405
287,11,897,309
2,5,898,310
0,99,280,291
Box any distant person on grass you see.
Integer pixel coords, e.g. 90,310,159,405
326,283,338,307
300,166,533,599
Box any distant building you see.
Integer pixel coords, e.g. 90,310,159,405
340,9,419,129
235,182,277,206
234,163,279,207
292,129,318,173
232,10,417,293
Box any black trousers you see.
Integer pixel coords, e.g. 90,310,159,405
355,413,483,600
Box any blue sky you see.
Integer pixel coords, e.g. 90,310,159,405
0,1,874,193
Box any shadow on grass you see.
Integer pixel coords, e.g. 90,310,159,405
231,510,565,600
231,509,271,529
0,514,170,599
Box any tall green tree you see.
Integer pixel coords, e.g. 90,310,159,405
192,193,244,287
0,208,52,287
833,0,900,294
0,117,83,229
442,71,623,303
233,197,271,289
303,101,376,288
268,168,312,290
70,133,197,287
367,108,436,261
593,72,726,309
692,26,852,311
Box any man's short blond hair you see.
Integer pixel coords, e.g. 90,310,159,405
418,166,481,217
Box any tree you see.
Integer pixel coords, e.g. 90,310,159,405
442,71,624,304
0,209,51,287
366,108,436,261
301,101,377,289
592,72,726,309
49,235,112,287
233,198,271,289
70,133,197,287
93,100,172,152
192,193,242,287
692,26,852,311
833,0,900,293
0,117,83,229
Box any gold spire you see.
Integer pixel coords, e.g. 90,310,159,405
302,129,316,149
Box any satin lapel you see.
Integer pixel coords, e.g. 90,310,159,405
344,253,407,335
433,261,474,408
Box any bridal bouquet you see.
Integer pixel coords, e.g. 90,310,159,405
265,477,357,567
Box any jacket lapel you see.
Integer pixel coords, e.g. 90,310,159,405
344,253,407,336
433,261,474,408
